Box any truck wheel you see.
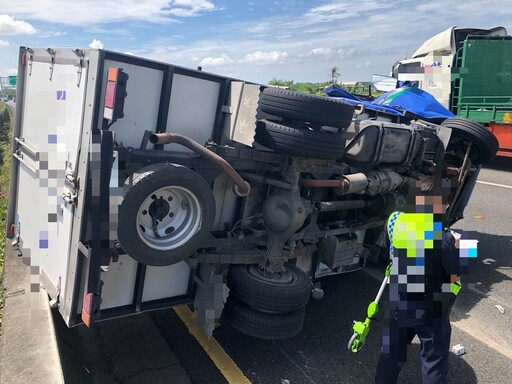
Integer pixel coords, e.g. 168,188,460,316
259,87,354,129
223,297,305,340
442,117,499,164
227,263,311,313
254,119,345,160
117,163,215,266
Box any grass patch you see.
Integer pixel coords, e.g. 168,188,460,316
0,103,13,334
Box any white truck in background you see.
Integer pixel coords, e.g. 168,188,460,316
391,25,512,157
7,47,494,339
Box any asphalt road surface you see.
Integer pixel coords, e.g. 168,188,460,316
56,157,512,384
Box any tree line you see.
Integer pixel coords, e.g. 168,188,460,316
267,78,371,96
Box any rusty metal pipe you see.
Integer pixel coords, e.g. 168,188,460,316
300,173,369,195
239,172,293,190
150,132,251,197
299,177,348,189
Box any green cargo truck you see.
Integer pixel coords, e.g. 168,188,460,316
392,26,512,158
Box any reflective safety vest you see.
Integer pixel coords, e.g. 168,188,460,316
387,211,461,296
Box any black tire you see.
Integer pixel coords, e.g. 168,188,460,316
223,297,305,340
442,117,499,164
227,263,311,313
117,163,216,266
259,87,354,129
254,119,345,160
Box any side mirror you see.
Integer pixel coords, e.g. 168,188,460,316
370,74,398,92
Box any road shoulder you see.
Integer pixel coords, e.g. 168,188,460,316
0,242,64,384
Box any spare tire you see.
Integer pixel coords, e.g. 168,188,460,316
117,163,215,266
442,117,499,164
259,87,354,129
227,262,311,313
223,297,305,340
254,119,345,160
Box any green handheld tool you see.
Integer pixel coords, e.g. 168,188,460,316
348,263,392,353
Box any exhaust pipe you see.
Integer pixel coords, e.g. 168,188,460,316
150,132,251,197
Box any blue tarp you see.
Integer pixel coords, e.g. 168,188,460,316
373,86,454,119
325,85,403,116
325,84,454,120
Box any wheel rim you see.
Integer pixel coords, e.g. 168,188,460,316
136,186,202,250
247,264,295,285
348,333,362,352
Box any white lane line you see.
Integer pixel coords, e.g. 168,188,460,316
476,180,512,189
363,269,512,359
452,318,512,360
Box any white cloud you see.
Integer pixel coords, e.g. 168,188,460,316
304,0,391,23
0,40,10,46
0,14,37,35
241,51,288,64
84,26,132,36
38,30,68,38
356,61,372,69
168,0,215,17
0,68,18,76
89,39,104,49
308,47,333,58
199,54,234,67
0,1,218,26
336,47,369,60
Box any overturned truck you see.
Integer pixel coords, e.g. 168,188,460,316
8,48,498,339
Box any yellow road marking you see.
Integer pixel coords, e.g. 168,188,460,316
174,305,252,384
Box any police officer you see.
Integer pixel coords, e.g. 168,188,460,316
375,175,469,384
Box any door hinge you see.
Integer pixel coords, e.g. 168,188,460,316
73,49,85,87
46,48,56,81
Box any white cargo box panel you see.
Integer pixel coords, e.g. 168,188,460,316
11,48,88,309
8,47,259,327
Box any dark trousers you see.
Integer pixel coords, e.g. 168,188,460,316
375,310,452,384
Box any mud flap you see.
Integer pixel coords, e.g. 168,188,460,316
193,264,229,336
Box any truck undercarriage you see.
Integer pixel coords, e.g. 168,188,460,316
8,48,498,340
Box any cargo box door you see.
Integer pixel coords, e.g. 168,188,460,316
13,52,88,301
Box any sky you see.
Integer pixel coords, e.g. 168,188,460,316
0,0,511,84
